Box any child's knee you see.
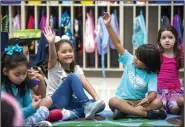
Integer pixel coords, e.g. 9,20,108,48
68,74,78,79
169,106,180,114
108,97,118,108
177,97,184,108
152,98,163,107
40,96,53,108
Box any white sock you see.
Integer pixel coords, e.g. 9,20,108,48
62,109,71,120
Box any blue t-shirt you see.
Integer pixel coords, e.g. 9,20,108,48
115,50,157,100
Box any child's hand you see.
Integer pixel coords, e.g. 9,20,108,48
103,12,111,26
32,95,41,109
94,96,100,101
136,97,149,107
43,26,55,43
27,69,43,81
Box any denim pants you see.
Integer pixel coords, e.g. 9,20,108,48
50,74,93,117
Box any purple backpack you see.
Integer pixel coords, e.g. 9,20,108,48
40,9,46,31
173,10,183,46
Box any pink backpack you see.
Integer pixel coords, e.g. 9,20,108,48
13,13,21,30
84,10,96,53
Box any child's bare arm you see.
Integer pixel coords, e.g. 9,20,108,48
80,75,100,100
27,68,46,98
136,92,157,107
103,12,125,55
43,26,57,69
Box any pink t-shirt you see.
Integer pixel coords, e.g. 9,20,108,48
157,55,181,89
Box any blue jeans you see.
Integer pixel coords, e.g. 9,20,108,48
50,74,92,117
69,97,95,117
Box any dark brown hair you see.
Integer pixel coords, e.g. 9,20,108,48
1,51,29,96
157,25,182,69
55,39,76,72
135,44,161,74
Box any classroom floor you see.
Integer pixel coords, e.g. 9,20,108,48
86,77,120,110
52,77,181,127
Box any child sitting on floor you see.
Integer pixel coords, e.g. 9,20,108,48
103,12,167,120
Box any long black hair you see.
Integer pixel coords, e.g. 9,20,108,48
7,38,31,47
1,50,30,97
135,44,161,74
55,39,76,72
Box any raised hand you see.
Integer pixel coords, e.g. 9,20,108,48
43,26,55,43
103,12,111,26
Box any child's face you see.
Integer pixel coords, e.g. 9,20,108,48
160,30,176,50
57,42,74,66
134,56,146,70
3,64,27,85
22,46,30,62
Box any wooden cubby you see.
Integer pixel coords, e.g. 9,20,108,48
1,0,184,73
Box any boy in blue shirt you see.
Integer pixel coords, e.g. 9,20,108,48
103,12,167,120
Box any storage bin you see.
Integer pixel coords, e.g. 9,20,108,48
1,0,21,4
28,1,41,4
81,0,93,4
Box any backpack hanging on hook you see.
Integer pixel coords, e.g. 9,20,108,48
110,9,120,49
173,8,183,46
95,8,109,78
84,9,96,53
40,8,47,31
132,10,147,48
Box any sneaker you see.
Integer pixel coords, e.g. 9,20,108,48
96,101,105,113
147,108,167,120
62,108,78,121
33,121,52,127
84,100,105,120
112,109,127,120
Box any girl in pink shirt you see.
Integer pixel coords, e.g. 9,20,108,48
156,25,184,114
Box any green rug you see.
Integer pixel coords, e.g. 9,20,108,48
52,110,181,127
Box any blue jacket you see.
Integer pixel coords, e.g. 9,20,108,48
1,84,36,119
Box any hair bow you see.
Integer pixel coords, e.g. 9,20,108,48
5,44,23,56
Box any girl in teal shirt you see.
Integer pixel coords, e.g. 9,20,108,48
1,44,50,126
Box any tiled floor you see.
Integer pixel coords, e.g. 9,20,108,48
86,77,120,110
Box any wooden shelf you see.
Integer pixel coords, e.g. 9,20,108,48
1,1,184,72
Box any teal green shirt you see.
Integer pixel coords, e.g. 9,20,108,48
1,84,36,119
115,50,157,100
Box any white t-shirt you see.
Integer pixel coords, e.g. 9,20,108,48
46,61,84,96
